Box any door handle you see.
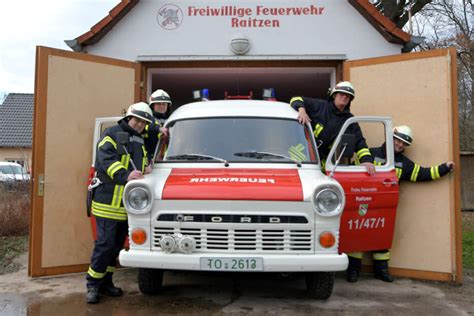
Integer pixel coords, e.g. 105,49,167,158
382,180,398,186
38,174,45,196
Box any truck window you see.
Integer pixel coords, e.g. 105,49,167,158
329,121,389,167
155,117,318,164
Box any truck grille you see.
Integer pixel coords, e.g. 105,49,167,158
153,227,313,252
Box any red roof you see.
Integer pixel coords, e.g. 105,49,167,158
68,0,411,51
348,0,411,44
69,0,139,49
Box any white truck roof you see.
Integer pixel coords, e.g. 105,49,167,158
167,100,298,123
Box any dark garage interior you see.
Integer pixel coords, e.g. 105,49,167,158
148,67,334,110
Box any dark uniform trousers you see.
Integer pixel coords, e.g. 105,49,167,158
86,217,128,288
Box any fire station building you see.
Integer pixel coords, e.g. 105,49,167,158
30,0,461,283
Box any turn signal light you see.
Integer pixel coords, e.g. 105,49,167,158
131,228,147,245
319,231,336,248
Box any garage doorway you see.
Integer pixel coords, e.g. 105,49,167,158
145,63,339,108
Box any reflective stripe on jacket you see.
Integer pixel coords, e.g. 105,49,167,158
92,120,148,221
370,144,451,182
144,117,164,161
290,96,373,163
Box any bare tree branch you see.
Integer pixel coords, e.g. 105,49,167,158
407,0,473,150
371,0,433,28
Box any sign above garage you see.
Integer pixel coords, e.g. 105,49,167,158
181,4,326,29
67,0,412,61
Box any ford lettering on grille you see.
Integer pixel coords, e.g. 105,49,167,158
157,214,308,224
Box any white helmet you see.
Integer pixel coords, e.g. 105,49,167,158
149,89,172,106
393,125,413,145
126,102,153,123
330,81,355,100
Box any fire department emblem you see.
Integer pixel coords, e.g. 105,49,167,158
358,204,368,216
157,4,183,30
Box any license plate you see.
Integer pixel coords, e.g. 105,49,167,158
200,257,263,271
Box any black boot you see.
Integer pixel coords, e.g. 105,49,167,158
100,281,123,297
86,287,100,304
100,274,123,297
346,257,361,283
373,260,394,282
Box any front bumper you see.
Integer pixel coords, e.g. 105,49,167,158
119,250,348,272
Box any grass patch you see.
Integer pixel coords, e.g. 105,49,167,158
0,235,28,275
462,211,474,270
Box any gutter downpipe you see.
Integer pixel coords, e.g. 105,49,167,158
64,39,83,53
402,36,425,53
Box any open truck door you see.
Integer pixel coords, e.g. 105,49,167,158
29,47,140,277
326,117,399,253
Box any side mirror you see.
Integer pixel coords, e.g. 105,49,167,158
337,133,356,158
116,132,129,155
329,133,356,178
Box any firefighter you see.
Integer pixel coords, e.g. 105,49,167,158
346,125,455,283
290,81,375,174
86,102,153,304
144,89,170,160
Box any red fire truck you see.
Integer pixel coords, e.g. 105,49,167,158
90,98,398,299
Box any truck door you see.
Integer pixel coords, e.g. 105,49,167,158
29,46,140,277
325,117,399,253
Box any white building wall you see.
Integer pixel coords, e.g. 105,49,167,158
85,0,403,61
0,147,32,170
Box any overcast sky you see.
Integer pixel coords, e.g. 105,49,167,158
0,0,119,95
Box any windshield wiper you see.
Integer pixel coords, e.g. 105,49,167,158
166,153,229,166
234,151,301,167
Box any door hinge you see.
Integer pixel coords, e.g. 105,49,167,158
38,174,44,197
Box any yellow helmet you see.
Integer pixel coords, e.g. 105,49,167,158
126,102,153,123
330,81,355,100
393,125,413,145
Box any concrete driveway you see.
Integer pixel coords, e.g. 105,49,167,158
0,254,473,315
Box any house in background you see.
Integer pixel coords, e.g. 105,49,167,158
0,93,33,171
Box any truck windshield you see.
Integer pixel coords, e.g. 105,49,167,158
156,117,318,164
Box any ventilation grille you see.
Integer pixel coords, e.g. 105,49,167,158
153,227,313,253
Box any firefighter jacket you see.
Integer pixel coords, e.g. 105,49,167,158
91,119,148,221
370,144,452,182
144,112,168,161
290,96,373,163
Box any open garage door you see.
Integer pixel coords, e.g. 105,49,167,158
142,61,344,107
29,47,140,277
344,48,461,282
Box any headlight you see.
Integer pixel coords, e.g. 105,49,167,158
129,188,149,209
312,185,344,217
124,185,153,215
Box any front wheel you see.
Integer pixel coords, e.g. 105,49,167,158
138,268,164,295
305,272,335,299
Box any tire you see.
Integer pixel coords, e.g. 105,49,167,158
305,272,335,299
138,268,164,295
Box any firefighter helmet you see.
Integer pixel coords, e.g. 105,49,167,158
393,125,413,146
330,81,355,100
149,89,172,106
126,102,153,123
